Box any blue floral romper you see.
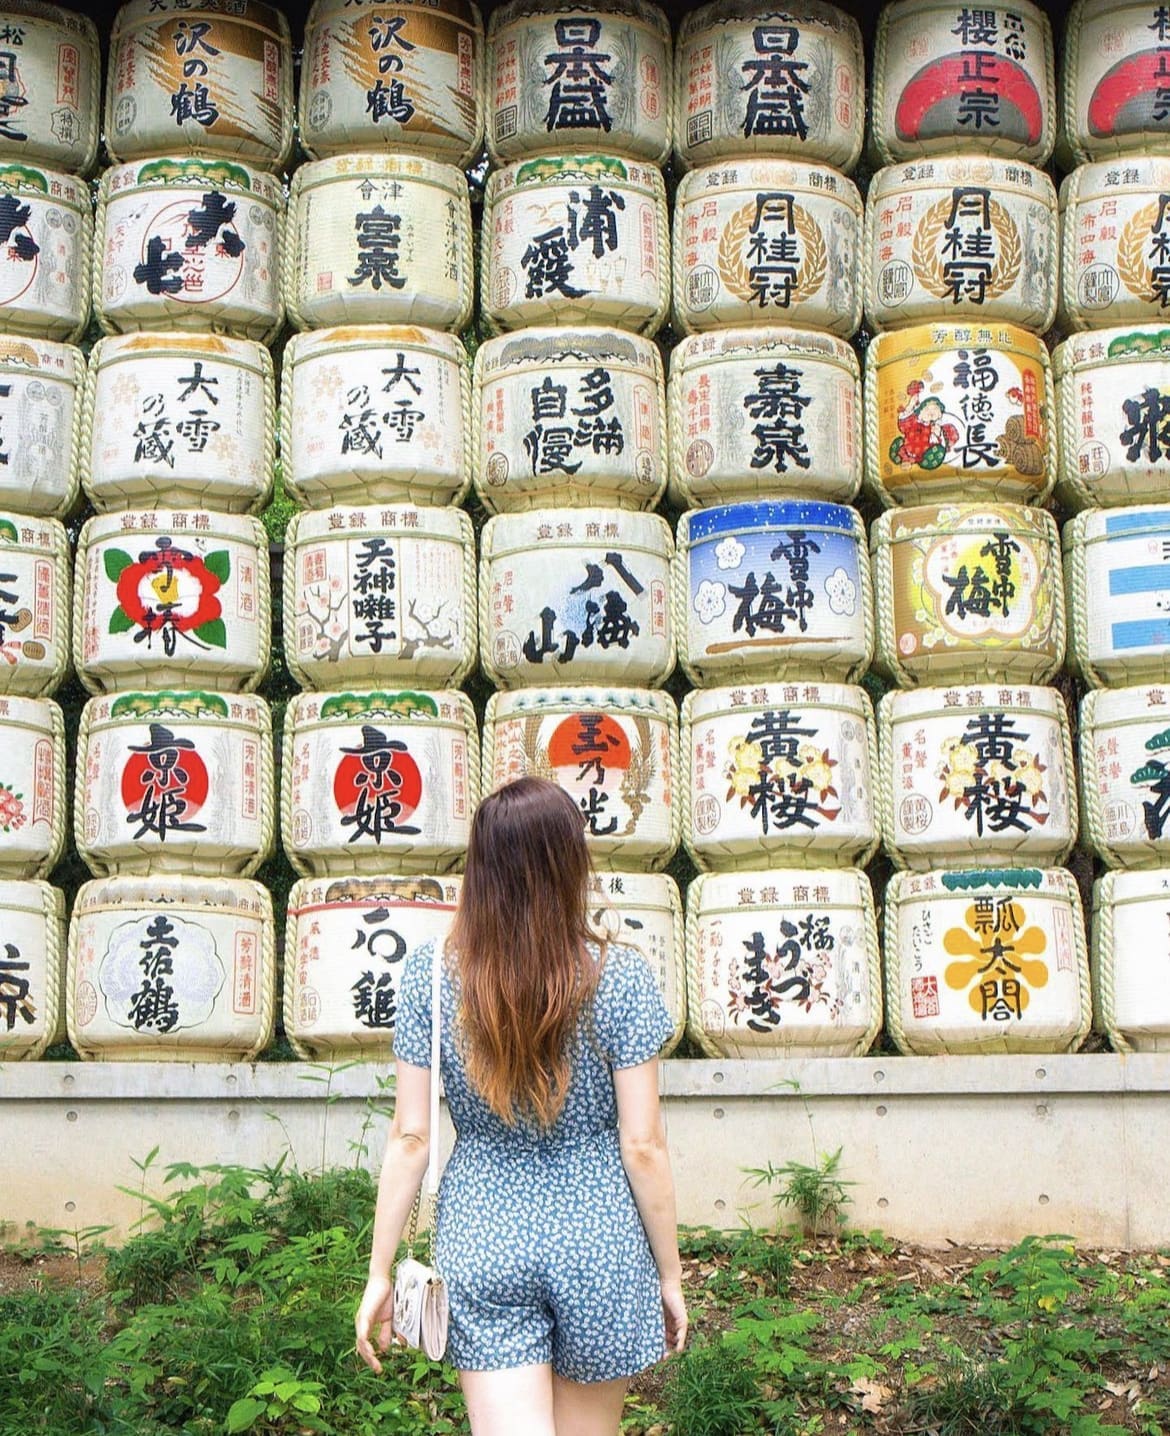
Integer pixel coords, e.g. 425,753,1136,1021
393,939,675,1381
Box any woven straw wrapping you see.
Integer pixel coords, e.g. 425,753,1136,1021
1,169,93,344
1065,508,1170,688
0,697,66,880
0,513,72,697
1090,870,1170,1054
0,2,100,174
0,879,65,1059
0,340,85,520
1076,687,1170,868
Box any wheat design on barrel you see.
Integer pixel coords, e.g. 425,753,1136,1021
716,200,827,305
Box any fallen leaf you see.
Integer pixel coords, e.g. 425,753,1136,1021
852,1377,894,1413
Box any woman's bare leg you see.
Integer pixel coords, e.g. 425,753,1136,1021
460,1364,556,1436
551,1373,629,1436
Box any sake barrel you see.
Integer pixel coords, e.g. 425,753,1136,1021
283,688,479,877
878,685,1076,871
1054,326,1170,510
480,509,673,688
76,690,274,879
81,333,274,515
884,867,1090,1055
1066,507,1170,688
685,866,880,1058
486,0,670,165
74,510,270,696
300,0,484,166
0,511,70,697
0,693,64,879
1092,870,1170,1053
67,873,274,1061
864,158,1057,334
1059,159,1170,331
284,872,463,1059
673,159,862,337
285,154,473,334
482,685,678,870
285,504,477,689
0,2,100,173
95,158,283,343
0,879,64,1060
587,869,684,1054
864,322,1054,507
682,681,878,871
0,336,83,518
871,502,1064,686
675,1,864,173
473,326,666,511
667,327,862,509
871,0,1056,166
674,500,872,686
0,163,89,342
1079,683,1170,868
282,326,471,510
106,0,293,169
481,155,669,336
1062,0,1170,165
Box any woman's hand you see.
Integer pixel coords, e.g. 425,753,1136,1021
660,1275,688,1355
355,1274,396,1374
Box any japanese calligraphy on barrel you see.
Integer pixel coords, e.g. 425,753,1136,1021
0,511,70,697
0,694,64,879
668,327,861,509
1059,160,1170,331
482,155,669,336
106,0,293,169
67,873,274,1061
76,690,274,879
285,504,477,689
682,682,878,871
82,333,274,515
674,500,872,686
871,0,1055,166
0,338,83,519
884,867,1090,1055
1079,684,1170,868
871,502,1064,686
675,1,864,172
300,0,484,165
587,869,684,1054
487,0,670,165
0,2,100,173
1061,0,1170,165
864,322,1054,506
282,687,478,877
1092,870,1170,1053
286,154,473,333
474,326,665,511
0,879,65,1060
878,685,1076,870
673,159,862,336
95,158,283,343
0,163,89,342
74,510,271,695
685,866,880,1058
479,509,673,688
482,686,678,870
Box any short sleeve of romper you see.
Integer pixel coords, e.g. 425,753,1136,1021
593,944,675,1068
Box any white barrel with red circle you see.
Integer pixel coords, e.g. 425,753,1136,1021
1062,0,1170,165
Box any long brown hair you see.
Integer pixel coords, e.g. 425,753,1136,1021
449,777,598,1127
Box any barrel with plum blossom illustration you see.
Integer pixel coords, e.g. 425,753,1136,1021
300,0,484,166
76,690,274,879
282,687,479,877
682,682,877,872
284,872,462,1059
667,327,861,510
0,512,70,698
1079,684,1170,869
0,879,65,1060
884,867,1090,1055
481,155,670,336
479,509,673,688
106,0,293,169
0,337,83,519
878,685,1076,871
0,2,100,174
285,504,477,689
1062,0,1170,165
82,333,274,515
672,159,862,337
95,158,282,343
685,866,880,1058
0,163,90,342
587,869,684,1054
282,326,471,510
285,154,473,334
67,873,274,1061
1091,869,1170,1053
482,685,678,870
0,694,64,880
486,0,670,166
871,502,1064,686
870,0,1055,166
473,326,666,512
675,0,864,173
674,500,872,686
74,510,270,695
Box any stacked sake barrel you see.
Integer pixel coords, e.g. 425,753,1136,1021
0,1,101,1061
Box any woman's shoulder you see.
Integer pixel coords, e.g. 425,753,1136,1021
592,940,656,998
